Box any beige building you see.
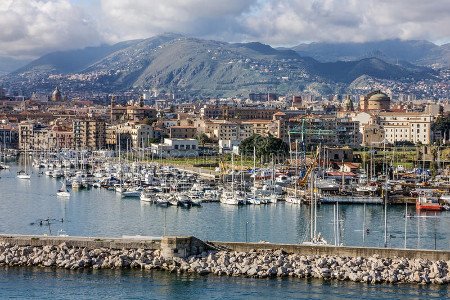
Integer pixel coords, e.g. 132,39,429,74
18,119,73,150
106,122,154,149
203,120,253,141
241,119,272,136
379,112,434,144
169,126,197,139
362,124,385,146
73,119,106,150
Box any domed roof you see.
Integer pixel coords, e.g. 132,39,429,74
51,87,62,101
368,91,389,102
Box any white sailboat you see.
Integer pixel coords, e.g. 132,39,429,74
220,152,246,205
56,181,70,197
17,148,30,179
302,172,328,245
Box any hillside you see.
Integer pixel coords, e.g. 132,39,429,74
292,39,450,67
1,34,438,97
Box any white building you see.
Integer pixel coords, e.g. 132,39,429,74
218,139,241,154
151,138,199,158
379,112,435,145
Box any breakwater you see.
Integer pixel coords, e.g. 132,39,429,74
1,234,450,284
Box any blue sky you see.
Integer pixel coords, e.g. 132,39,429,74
0,0,449,59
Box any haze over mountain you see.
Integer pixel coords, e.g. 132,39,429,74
291,39,450,67
2,34,439,97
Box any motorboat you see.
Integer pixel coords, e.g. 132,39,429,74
416,194,443,211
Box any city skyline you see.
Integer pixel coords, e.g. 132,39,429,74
1,0,450,60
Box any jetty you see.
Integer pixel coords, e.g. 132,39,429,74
1,234,450,284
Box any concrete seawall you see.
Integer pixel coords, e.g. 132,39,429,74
0,235,162,250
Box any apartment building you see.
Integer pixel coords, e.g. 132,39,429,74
73,119,106,150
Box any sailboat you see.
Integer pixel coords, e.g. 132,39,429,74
302,172,328,245
56,181,70,197
17,147,31,179
220,152,246,205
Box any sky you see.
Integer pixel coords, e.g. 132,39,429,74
1,0,450,59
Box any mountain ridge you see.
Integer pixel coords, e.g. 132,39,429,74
1,34,439,97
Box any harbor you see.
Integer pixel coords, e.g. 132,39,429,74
1,156,450,251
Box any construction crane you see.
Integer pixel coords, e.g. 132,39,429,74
288,118,335,186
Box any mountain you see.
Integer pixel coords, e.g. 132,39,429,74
2,34,438,97
0,56,30,76
12,40,143,75
291,39,450,67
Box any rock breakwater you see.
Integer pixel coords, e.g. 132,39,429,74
1,242,449,284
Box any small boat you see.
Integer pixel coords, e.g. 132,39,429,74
140,191,153,202
121,187,142,198
220,191,246,205
56,181,70,197
17,170,31,179
416,194,443,211
285,195,302,204
155,197,170,207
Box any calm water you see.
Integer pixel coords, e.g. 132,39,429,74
1,163,450,299
0,267,449,300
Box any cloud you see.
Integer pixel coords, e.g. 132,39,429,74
0,0,103,59
0,0,449,60
98,0,257,42
239,0,450,45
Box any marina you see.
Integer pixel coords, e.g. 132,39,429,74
1,156,450,250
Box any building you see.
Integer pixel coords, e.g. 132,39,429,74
50,87,62,102
106,122,154,149
249,93,277,101
151,138,198,158
0,121,18,149
200,105,278,120
359,90,391,112
362,124,385,146
169,126,197,139
241,119,272,136
73,119,106,150
291,96,303,109
203,120,253,142
18,119,73,151
288,116,360,148
110,96,157,125
379,112,435,145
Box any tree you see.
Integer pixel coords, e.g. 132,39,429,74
432,115,450,142
240,134,289,163
196,133,212,147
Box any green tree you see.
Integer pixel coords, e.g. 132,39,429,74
196,133,213,147
240,134,288,163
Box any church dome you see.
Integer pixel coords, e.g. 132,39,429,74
366,90,390,111
368,91,389,102
51,87,62,101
